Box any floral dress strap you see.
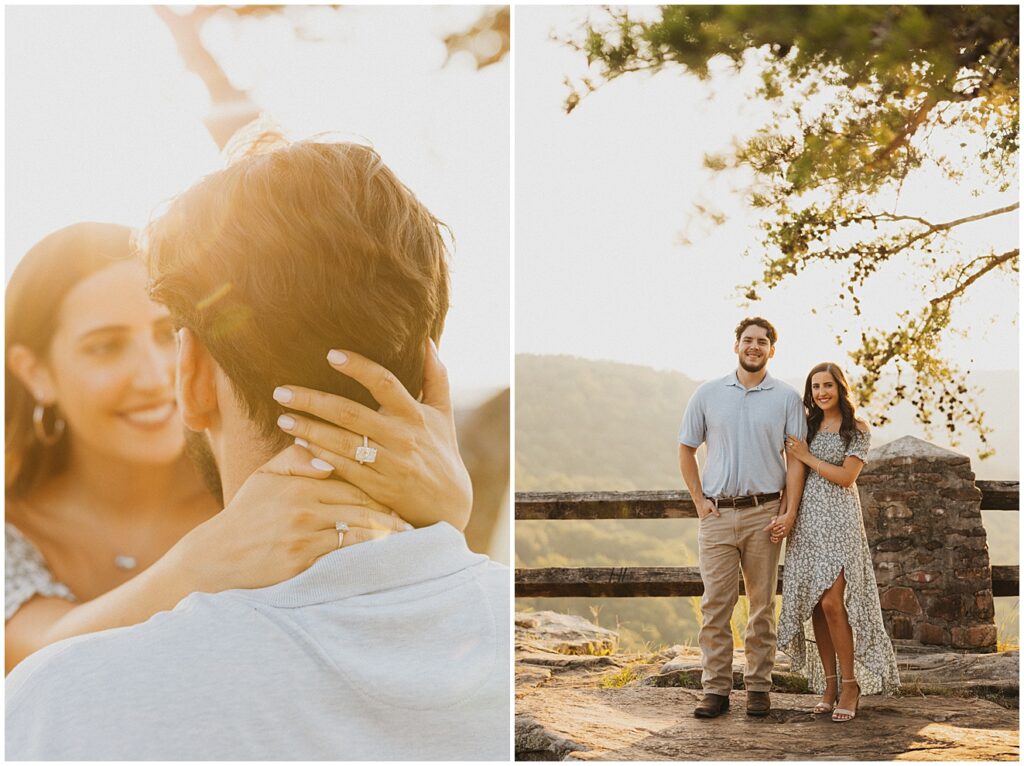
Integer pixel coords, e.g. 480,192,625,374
5,522,76,621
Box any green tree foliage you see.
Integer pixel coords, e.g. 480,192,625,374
567,6,1019,453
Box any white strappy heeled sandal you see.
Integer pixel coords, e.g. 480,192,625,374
811,675,838,714
832,679,861,722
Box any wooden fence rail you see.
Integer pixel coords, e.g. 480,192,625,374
515,481,1019,599
515,481,1018,520
516,565,1020,599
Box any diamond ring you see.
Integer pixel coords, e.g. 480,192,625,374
335,521,349,548
354,435,377,465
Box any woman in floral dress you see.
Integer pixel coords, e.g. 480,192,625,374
769,362,900,721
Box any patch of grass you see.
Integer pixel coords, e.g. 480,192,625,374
729,598,749,648
628,638,661,658
673,672,704,690
770,671,810,694
687,596,703,631
601,664,645,689
996,598,1019,652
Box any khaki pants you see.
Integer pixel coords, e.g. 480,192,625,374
697,498,781,695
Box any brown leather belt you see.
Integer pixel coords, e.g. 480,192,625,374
711,491,781,509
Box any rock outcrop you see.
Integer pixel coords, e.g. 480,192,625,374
516,610,619,656
516,612,1019,761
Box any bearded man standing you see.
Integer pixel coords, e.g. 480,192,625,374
677,317,807,718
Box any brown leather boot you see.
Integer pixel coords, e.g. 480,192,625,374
693,693,730,718
746,690,771,717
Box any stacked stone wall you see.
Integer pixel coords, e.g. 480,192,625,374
858,436,996,652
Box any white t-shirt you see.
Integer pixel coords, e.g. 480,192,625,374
6,522,509,761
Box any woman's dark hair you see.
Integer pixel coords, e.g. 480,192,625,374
803,362,866,448
5,222,135,495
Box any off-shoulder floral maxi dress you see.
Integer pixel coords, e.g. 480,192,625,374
777,430,900,695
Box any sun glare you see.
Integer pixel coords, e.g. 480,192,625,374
7,5,509,396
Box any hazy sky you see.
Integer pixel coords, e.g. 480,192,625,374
6,5,509,399
515,6,1018,381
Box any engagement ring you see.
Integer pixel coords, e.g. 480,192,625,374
335,521,349,548
355,435,377,465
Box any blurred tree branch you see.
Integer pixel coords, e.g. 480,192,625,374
153,5,261,149
444,6,510,70
154,5,510,150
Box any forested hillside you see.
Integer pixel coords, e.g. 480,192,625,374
515,354,1019,649
516,355,701,491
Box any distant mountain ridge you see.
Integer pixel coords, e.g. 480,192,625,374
516,354,1018,490
516,355,700,491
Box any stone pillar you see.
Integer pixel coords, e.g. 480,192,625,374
857,435,997,652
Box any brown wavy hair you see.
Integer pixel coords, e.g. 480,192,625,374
803,362,865,448
735,316,778,345
144,138,450,450
6,223,135,495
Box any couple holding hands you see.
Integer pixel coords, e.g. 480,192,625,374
678,317,900,723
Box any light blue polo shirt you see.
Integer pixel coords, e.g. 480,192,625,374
6,523,509,761
678,370,807,498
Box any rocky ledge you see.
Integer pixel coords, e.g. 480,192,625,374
516,611,1019,761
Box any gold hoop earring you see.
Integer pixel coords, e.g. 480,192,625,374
32,403,66,446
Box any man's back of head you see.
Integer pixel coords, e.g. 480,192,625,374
146,138,451,449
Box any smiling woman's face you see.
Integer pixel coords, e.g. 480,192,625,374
42,259,184,465
810,370,840,414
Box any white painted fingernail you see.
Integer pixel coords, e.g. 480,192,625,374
278,414,296,430
311,458,334,472
401,522,414,531
327,349,348,365
294,437,309,448
273,386,293,403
